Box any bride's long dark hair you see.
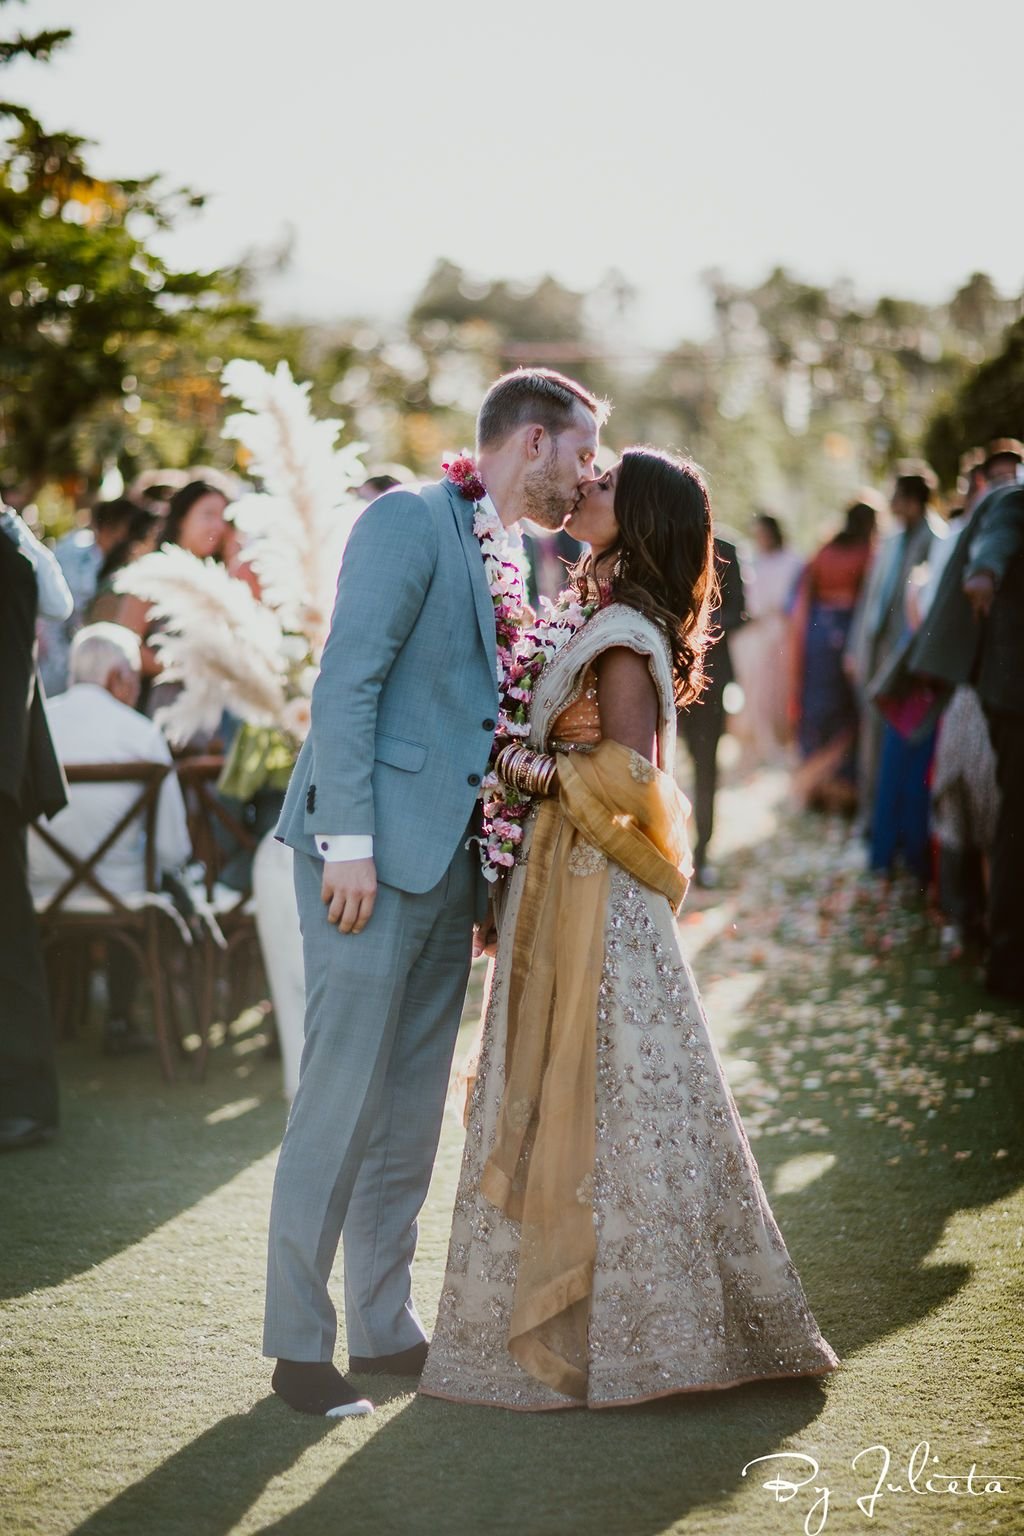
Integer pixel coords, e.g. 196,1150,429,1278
570,447,718,707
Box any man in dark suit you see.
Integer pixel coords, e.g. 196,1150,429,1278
0,507,69,1150
912,441,1024,1001
961,471,1024,1001
679,535,746,887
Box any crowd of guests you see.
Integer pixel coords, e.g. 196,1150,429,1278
1,474,248,1149
0,462,430,1149
727,439,1024,1004
37,474,239,705
2,439,1021,1150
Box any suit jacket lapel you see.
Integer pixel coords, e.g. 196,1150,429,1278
446,480,499,679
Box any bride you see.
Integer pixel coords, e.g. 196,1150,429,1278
420,447,840,1411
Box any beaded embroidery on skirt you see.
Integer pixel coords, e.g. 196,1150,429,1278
420,606,840,1409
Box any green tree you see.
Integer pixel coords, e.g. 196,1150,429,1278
925,316,1024,485
0,1,282,501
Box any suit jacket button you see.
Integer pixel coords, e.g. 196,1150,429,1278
482,718,495,731
467,773,481,786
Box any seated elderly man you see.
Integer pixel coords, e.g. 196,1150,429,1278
28,623,192,1053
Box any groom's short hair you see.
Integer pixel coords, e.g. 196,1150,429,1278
477,368,609,450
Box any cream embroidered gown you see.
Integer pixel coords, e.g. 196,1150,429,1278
420,605,840,1410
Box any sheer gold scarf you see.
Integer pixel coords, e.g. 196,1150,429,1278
478,739,692,1399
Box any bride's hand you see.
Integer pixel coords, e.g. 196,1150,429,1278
473,906,498,959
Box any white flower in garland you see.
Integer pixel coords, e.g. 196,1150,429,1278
443,452,597,878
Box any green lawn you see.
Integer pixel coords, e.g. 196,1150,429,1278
3,773,1023,1536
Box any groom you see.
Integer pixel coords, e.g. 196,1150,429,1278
265,367,606,1416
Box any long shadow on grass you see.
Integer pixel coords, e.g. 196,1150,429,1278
733,1013,1024,1367
59,817,1024,1536
253,1381,832,1536
68,1378,832,1536
0,1021,287,1300
69,1398,333,1536
693,844,1024,1380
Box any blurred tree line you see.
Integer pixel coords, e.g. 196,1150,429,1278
3,5,1022,542
0,0,296,520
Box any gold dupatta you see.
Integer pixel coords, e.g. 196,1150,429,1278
478,738,692,1399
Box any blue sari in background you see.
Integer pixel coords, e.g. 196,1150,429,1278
798,601,859,778
869,718,936,882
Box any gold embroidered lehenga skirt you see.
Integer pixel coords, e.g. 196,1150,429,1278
420,606,839,1410
420,849,840,1410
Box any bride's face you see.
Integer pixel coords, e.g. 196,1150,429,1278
565,461,620,555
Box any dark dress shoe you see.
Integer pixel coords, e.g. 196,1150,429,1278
272,1360,373,1417
348,1341,429,1377
0,1117,56,1152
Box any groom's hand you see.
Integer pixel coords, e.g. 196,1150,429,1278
322,858,377,935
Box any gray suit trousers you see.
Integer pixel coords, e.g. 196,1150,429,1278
262,837,476,1362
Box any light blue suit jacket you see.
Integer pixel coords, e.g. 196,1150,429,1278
276,478,499,898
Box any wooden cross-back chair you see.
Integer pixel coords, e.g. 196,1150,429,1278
174,755,266,1073
31,761,194,1082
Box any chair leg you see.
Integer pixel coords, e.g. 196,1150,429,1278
145,920,176,1084
44,940,70,1040
190,933,215,1082
72,939,91,1038
163,940,186,1057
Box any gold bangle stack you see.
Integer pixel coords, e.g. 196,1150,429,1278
495,743,558,797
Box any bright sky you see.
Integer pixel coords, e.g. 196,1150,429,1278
9,0,1024,345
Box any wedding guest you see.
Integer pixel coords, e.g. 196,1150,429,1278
846,462,943,832
919,451,987,615
88,504,164,621
731,512,803,762
678,533,746,887
790,496,878,811
864,464,947,883
929,684,999,955
109,480,229,721
1,503,75,647
37,499,138,696
917,451,997,953
221,517,263,600
0,503,70,1151
523,526,583,605
977,438,1024,494
959,472,1024,1000
357,472,405,503
28,624,192,1051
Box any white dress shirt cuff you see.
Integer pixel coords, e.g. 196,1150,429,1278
314,834,374,862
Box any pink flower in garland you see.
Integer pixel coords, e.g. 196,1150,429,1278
452,451,597,882
492,817,524,844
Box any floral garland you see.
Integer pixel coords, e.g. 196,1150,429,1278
444,454,597,879
479,590,597,877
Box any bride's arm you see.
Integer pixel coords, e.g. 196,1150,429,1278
595,646,659,763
